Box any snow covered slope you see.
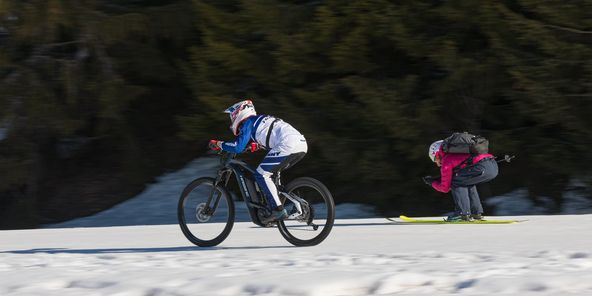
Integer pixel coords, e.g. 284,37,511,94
49,157,378,228
47,157,590,228
2,215,592,295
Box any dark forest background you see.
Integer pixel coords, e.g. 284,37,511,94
1,0,591,229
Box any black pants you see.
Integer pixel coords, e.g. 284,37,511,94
451,158,498,215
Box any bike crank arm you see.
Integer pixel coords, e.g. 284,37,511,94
247,201,269,211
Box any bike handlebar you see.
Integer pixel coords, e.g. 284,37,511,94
211,142,259,157
214,144,262,167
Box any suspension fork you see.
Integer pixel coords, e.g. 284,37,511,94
204,168,232,216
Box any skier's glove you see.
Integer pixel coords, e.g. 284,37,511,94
208,140,222,151
422,176,437,186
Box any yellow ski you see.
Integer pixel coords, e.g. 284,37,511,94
387,215,526,224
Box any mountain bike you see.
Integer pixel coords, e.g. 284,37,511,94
178,151,335,247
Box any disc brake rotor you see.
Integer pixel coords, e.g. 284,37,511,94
195,203,211,222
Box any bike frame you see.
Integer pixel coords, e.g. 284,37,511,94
201,152,308,228
208,153,272,227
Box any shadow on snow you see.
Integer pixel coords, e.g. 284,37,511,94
0,245,293,254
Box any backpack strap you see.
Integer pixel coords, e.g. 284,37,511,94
251,115,265,142
453,156,475,173
265,118,281,149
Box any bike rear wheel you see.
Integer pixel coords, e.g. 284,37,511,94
278,177,335,246
178,177,235,247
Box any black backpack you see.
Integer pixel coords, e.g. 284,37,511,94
441,132,489,155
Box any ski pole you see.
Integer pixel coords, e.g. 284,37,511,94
496,154,515,163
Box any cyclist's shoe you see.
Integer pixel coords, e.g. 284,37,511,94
286,204,300,217
470,214,484,221
445,214,473,222
261,208,288,225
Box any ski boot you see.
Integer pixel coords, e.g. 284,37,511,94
445,214,473,222
470,214,484,221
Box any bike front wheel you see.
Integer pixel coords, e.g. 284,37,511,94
278,177,335,246
178,177,235,247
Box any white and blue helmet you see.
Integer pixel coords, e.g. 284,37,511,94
428,140,443,162
224,100,257,135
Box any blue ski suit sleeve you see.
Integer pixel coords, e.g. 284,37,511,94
221,117,254,153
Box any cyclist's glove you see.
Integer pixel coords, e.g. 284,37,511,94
209,140,222,151
248,142,259,153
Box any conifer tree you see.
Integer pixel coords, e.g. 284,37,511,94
184,0,592,214
0,0,196,228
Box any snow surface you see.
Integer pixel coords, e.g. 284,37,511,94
5,157,591,295
486,187,592,215
2,215,592,295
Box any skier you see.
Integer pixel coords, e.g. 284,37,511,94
424,138,498,221
209,100,308,224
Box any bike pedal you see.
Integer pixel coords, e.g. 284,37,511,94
264,222,277,227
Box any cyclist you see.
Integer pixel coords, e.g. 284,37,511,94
209,100,307,224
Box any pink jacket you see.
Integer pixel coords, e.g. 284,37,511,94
431,151,495,193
